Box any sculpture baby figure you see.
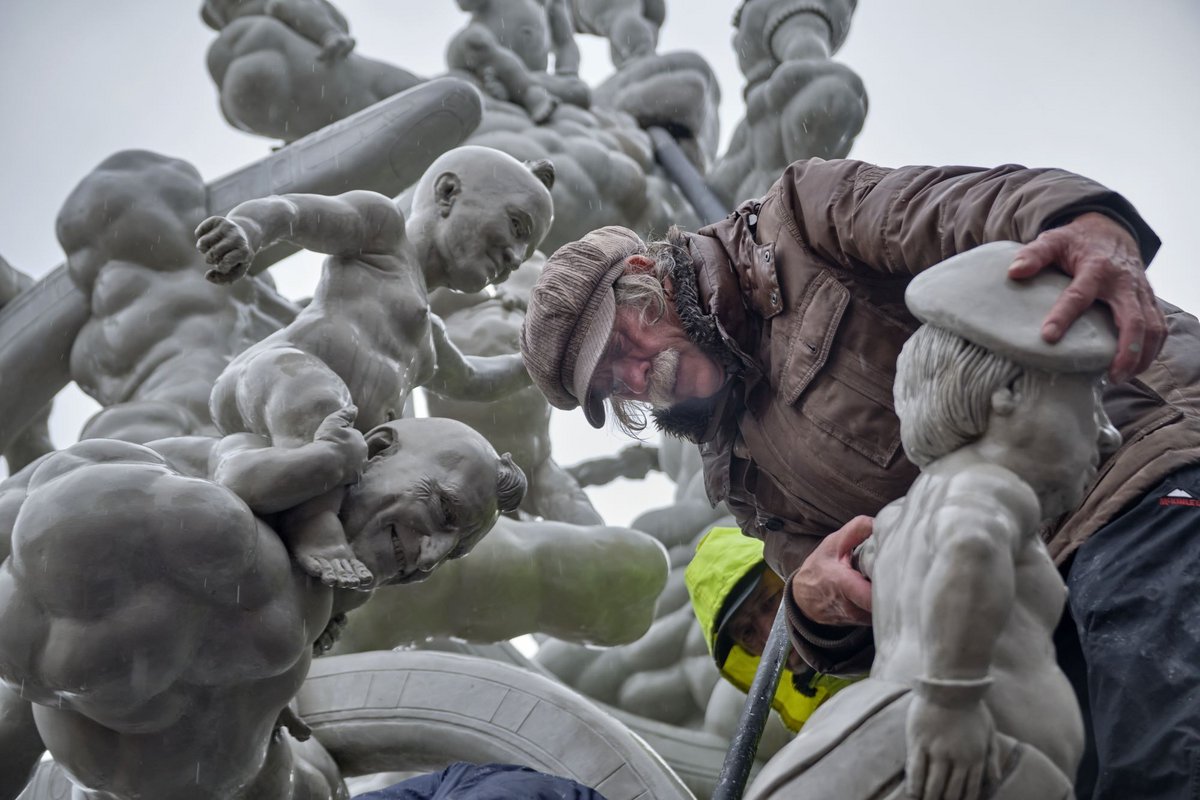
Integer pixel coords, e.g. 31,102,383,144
747,241,1116,800
447,0,590,123
202,0,356,61
194,146,554,589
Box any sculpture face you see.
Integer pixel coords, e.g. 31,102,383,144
340,419,503,584
996,373,1119,519
433,171,553,293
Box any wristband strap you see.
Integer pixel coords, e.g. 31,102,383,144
913,675,993,708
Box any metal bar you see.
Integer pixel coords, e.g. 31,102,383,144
647,126,729,226
712,597,791,800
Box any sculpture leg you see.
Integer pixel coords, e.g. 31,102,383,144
0,683,44,800
447,25,557,123
1064,462,1200,799
527,457,603,526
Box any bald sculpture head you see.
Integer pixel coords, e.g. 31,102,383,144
339,417,527,585
409,145,556,293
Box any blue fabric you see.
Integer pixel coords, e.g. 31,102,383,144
352,762,609,800
1057,463,1200,799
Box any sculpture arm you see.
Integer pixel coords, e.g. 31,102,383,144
546,0,581,74
566,444,660,487
197,190,406,283
424,315,532,400
0,682,43,800
904,472,1033,800
265,0,355,58
335,521,666,648
211,429,363,516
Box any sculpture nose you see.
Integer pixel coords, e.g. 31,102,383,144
416,533,458,572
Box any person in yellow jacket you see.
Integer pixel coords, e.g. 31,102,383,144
685,527,854,731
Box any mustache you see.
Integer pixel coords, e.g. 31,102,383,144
647,349,680,406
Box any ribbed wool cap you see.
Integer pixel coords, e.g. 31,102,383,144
520,226,647,427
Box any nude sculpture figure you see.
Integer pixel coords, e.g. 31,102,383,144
204,0,422,141
571,0,665,67
195,145,553,588
0,255,52,473
0,417,526,800
747,242,1113,800
447,0,590,123
58,150,294,445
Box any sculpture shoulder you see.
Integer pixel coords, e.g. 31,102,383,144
929,464,1040,545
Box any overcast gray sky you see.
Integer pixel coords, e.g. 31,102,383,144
1,1,1197,523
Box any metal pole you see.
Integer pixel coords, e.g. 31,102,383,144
647,126,729,226
711,598,791,800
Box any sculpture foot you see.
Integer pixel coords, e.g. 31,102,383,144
298,550,374,589
525,87,559,125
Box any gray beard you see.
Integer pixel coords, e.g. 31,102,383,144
647,349,680,407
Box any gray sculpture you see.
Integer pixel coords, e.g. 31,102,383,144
60,150,295,444
204,0,422,142
446,0,591,123
0,256,52,473
0,418,524,800
331,513,668,651
195,145,553,587
709,0,866,205
746,242,1110,800
571,0,665,67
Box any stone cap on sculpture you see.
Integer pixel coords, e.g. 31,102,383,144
906,240,1118,372
520,226,647,428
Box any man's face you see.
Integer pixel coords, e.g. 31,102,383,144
726,570,806,672
591,303,725,410
340,421,502,585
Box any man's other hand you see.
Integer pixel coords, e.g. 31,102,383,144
790,515,874,627
1007,212,1165,383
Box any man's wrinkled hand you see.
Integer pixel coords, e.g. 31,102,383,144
1007,211,1165,382
790,515,873,626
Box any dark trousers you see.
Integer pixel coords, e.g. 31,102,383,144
352,762,608,800
1056,463,1200,799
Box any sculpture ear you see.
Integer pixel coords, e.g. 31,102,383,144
366,425,398,459
991,385,1017,417
525,159,555,191
434,172,462,217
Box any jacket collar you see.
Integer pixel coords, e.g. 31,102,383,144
651,230,763,443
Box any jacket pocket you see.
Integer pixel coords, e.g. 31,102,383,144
774,271,850,404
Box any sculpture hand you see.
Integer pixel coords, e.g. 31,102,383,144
1008,211,1165,383
196,216,255,285
790,515,873,626
314,406,368,486
318,31,356,62
905,696,1001,800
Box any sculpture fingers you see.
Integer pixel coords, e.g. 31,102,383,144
963,762,985,800
922,756,950,800
906,748,928,800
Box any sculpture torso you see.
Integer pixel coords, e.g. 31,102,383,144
473,0,552,72
868,463,1083,774
216,250,435,434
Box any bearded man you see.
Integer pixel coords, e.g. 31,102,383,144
519,158,1200,799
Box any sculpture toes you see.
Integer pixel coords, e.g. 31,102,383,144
300,555,339,587
333,559,361,588
352,559,374,586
